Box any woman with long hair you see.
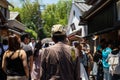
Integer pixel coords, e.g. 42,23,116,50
2,34,29,80
31,40,42,80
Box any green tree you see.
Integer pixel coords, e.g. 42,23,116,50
10,0,72,39
42,0,72,37
10,0,46,39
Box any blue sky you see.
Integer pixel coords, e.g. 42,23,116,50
7,0,59,8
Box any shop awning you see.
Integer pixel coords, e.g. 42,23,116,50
8,28,23,35
85,26,119,38
68,29,82,40
81,0,112,21
8,19,26,31
0,0,14,8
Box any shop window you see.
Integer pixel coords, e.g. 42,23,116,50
70,23,76,31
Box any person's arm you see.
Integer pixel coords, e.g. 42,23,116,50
89,53,93,62
2,52,7,72
74,57,81,80
29,55,33,73
28,46,34,74
40,48,48,80
21,50,29,78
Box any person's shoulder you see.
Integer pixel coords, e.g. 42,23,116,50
106,47,112,51
28,42,33,46
4,50,9,55
16,49,26,54
20,49,26,52
45,46,55,52
43,45,58,54
60,42,71,48
19,49,26,56
65,44,71,48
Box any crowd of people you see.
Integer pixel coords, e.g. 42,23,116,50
0,24,120,80
92,39,120,80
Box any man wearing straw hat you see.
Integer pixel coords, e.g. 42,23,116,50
40,24,81,80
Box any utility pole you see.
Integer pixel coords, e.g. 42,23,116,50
36,0,45,39
36,0,45,29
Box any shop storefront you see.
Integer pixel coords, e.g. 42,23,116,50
80,0,120,52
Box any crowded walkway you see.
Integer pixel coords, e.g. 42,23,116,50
0,0,120,80
0,24,120,80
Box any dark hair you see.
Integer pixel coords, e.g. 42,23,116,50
8,34,21,51
52,32,66,43
100,39,107,49
100,38,106,43
106,40,112,47
44,43,49,48
74,41,80,47
34,40,42,57
3,39,8,45
21,33,30,42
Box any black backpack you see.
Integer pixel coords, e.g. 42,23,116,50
93,50,102,63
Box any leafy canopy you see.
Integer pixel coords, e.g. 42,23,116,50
10,0,72,39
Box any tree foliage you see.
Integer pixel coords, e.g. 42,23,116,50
10,0,72,39
41,0,72,37
10,0,45,39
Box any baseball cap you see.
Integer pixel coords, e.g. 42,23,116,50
51,24,66,35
